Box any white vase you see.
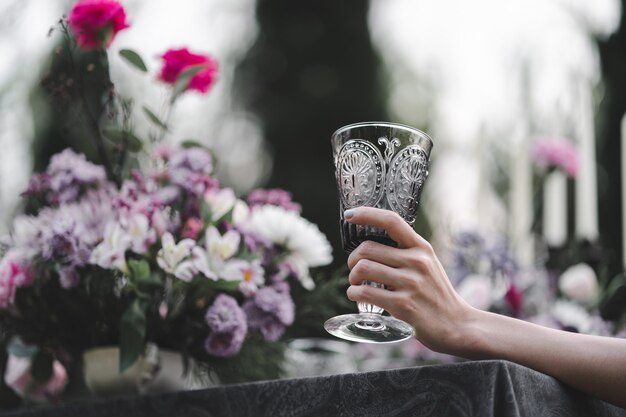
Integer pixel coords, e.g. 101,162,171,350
83,345,203,397
82,345,160,397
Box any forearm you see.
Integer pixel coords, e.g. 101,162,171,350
461,309,626,408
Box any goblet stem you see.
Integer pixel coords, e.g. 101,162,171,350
357,281,384,315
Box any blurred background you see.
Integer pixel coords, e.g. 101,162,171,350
4,0,626,407
1,0,626,298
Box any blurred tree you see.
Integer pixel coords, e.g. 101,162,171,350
235,0,387,269
597,0,626,285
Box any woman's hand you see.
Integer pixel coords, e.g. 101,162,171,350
344,206,477,354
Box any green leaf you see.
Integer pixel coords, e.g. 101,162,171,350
119,299,147,373
180,139,207,149
119,49,148,72
31,350,53,383
128,259,150,282
171,65,205,103
102,128,143,152
142,106,169,131
206,279,241,291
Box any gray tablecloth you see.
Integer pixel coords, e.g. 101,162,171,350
2,360,624,416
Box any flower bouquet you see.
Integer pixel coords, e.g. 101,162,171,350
0,0,338,402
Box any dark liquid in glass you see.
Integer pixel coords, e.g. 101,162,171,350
340,219,397,253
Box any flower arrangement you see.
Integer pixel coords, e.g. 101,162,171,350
448,230,625,338
0,0,337,402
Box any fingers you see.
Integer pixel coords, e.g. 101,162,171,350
346,284,414,321
348,258,407,288
344,207,428,249
347,240,405,270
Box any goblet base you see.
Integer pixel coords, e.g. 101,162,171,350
324,313,414,344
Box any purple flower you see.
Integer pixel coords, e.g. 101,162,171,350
204,329,246,358
156,147,217,196
243,285,295,342
40,217,90,267
45,149,109,204
247,188,302,213
205,294,247,333
204,294,247,357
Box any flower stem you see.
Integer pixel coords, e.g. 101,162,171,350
60,21,115,182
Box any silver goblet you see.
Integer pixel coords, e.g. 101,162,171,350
324,122,433,343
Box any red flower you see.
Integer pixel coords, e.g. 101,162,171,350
158,48,218,94
68,0,129,49
505,284,524,317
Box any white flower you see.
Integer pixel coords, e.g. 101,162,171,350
558,263,598,304
221,259,265,296
206,226,240,262
192,226,241,280
89,221,131,273
231,200,250,225
457,274,492,310
10,216,41,258
123,213,156,254
243,205,333,289
551,300,591,333
156,232,196,281
204,188,236,221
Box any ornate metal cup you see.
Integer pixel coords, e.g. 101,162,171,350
325,122,433,343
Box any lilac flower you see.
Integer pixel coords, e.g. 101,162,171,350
205,294,246,333
247,188,302,213
162,147,217,195
45,149,109,204
204,294,247,357
243,285,295,342
531,136,578,177
40,216,90,267
204,330,246,358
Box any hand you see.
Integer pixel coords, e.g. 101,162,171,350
344,206,477,354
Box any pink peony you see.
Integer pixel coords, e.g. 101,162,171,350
531,136,579,177
4,354,68,402
158,48,218,94
68,0,130,49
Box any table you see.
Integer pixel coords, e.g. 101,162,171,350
2,360,624,416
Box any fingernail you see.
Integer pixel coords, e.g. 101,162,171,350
344,209,355,219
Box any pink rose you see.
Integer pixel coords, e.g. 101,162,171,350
68,0,130,49
158,48,218,94
0,253,33,309
4,354,68,402
531,136,579,177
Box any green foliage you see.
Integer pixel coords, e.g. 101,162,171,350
30,350,53,383
142,106,169,131
171,65,205,103
102,128,143,152
119,49,148,72
119,299,147,372
288,267,353,339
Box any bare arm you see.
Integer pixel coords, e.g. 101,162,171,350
343,206,626,409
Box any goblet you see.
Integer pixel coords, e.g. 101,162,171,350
324,122,433,343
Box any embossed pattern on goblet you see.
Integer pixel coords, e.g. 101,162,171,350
325,122,433,344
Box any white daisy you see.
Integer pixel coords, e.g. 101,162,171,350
242,205,332,289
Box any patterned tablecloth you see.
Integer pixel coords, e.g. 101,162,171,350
2,360,625,417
